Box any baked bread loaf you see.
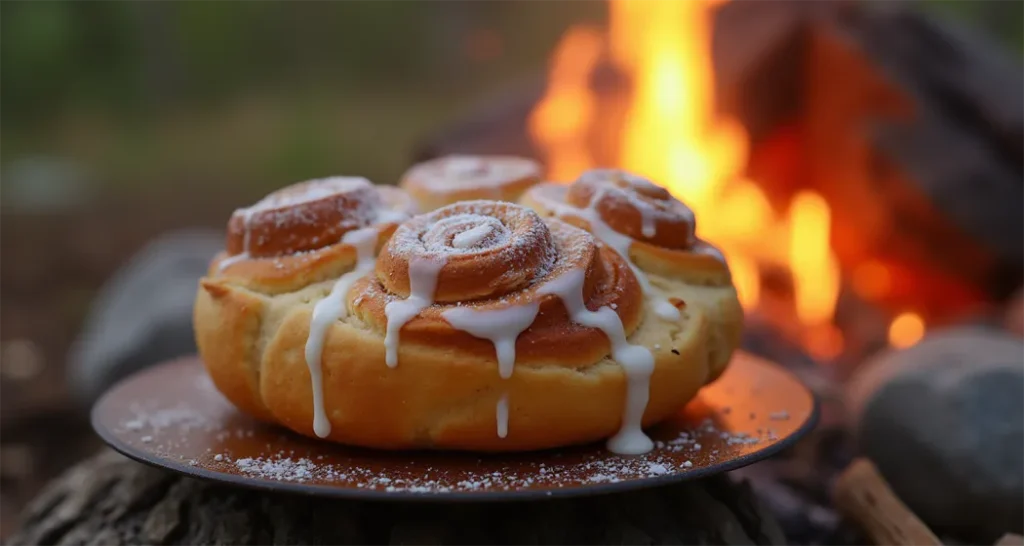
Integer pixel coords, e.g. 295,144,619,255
521,169,743,380
399,154,542,212
195,176,416,423
196,184,720,452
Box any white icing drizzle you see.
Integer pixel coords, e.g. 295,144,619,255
383,256,447,368
528,184,732,322
584,209,680,322
640,209,658,239
496,393,510,438
374,207,412,226
537,267,655,455
442,303,541,379
562,193,681,322
583,169,696,243
441,256,543,442
451,224,494,249
303,227,380,438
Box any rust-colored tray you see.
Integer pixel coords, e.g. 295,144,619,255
91,352,817,501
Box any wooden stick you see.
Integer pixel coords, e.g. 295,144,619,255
833,458,943,546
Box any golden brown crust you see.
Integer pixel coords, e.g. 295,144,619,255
225,177,383,258
353,203,644,369
400,155,542,212
195,196,719,451
197,271,712,451
520,172,743,381
194,278,275,422
265,306,709,451
214,178,415,293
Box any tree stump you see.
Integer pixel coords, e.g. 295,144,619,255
8,449,786,545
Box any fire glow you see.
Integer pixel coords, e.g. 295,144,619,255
529,0,851,358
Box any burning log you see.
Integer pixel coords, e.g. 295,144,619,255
802,3,1024,318
710,0,837,142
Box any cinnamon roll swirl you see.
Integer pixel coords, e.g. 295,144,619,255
399,154,542,212
521,169,743,380
199,198,713,452
194,176,416,421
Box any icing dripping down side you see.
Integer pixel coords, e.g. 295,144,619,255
383,256,447,368
640,208,658,239
537,268,655,455
496,393,510,439
441,303,541,379
303,227,380,438
442,295,540,441
566,196,681,322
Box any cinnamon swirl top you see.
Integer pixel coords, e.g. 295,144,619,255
566,169,696,250
350,201,644,368
400,155,542,212
521,169,731,288
213,176,417,291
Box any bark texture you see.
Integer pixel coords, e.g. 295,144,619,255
9,449,786,545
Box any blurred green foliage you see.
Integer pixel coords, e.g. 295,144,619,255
1,2,596,124
0,1,1018,198
1,1,605,193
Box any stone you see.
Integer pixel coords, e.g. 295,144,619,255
0,156,93,213
67,230,224,405
845,327,1024,541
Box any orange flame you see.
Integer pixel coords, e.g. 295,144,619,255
529,0,844,354
889,312,925,348
528,25,603,182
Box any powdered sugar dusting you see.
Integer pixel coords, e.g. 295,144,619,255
250,176,374,212
217,178,416,271
420,213,510,255
577,169,696,240
210,418,773,493
108,358,804,497
386,201,560,298
405,155,540,194
121,404,213,435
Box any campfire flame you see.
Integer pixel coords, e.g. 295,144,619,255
888,312,925,349
528,25,603,182
530,0,844,359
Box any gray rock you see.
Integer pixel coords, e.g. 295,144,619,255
68,230,224,405
1,156,93,213
846,327,1024,541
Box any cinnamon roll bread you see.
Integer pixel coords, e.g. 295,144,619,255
521,169,743,380
196,189,715,452
194,176,416,422
399,154,542,212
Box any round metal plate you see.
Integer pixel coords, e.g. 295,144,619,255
92,352,817,501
